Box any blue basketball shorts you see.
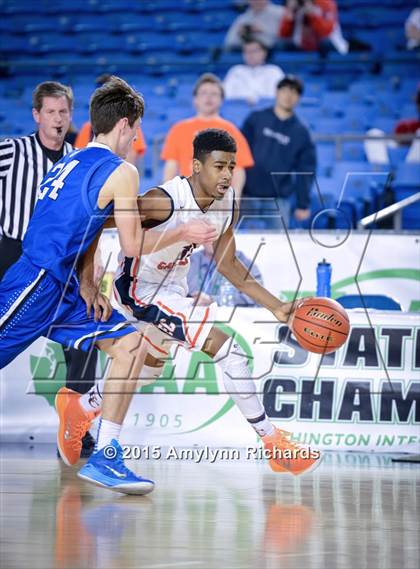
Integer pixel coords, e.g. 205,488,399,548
0,257,136,369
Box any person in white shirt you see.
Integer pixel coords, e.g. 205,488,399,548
405,8,420,50
224,0,285,50
224,39,285,104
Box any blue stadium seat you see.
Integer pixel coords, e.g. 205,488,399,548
336,295,402,311
175,31,222,53
341,143,366,162
126,32,174,53
0,35,34,54
221,100,250,125
156,13,206,32
330,162,391,221
310,118,347,135
70,15,114,33
111,14,157,33
321,91,351,112
37,34,78,54
316,144,336,176
387,146,409,167
394,163,420,188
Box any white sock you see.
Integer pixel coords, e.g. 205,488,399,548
215,339,275,438
96,418,121,451
79,378,104,413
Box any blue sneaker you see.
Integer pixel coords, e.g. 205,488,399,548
77,439,155,495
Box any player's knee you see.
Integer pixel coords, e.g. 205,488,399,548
100,332,145,363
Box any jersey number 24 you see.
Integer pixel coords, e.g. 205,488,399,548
38,159,80,201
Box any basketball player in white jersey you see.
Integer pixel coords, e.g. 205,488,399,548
65,129,321,475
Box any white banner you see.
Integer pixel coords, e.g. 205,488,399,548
2,308,419,453
1,231,419,452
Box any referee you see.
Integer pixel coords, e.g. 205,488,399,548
0,81,97,457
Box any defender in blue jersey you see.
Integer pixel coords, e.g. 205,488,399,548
0,77,217,494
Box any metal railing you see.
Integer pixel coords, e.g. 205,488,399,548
358,192,420,230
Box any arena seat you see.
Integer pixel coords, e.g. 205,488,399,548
394,163,420,188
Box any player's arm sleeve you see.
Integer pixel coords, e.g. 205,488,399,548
295,131,317,210
0,139,15,180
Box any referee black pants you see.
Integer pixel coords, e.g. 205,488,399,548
0,235,96,394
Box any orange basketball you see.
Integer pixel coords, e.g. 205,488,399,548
291,297,350,354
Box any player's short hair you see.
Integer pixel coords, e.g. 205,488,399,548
89,76,144,136
276,75,304,95
193,129,237,162
95,73,113,88
193,73,224,99
32,81,74,112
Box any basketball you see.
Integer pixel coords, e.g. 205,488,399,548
291,297,350,354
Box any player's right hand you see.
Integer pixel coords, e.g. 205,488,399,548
80,282,113,322
180,220,218,244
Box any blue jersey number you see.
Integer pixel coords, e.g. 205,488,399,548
38,159,80,201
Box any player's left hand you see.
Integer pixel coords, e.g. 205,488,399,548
80,282,113,322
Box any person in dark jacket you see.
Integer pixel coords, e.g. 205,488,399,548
240,75,316,229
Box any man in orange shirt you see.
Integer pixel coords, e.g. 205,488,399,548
161,73,254,197
75,75,147,166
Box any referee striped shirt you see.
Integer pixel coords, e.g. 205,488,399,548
0,133,72,241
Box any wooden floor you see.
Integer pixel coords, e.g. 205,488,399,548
0,445,419,569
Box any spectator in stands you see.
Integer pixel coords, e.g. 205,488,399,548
364,88,420,164
224,39,285,104
75,74,146,166
240,75,316,228
224,0,285,50
405,8,420,50
161,73,254,197
0,81,97,457
187,242,263,307
279,0,348,55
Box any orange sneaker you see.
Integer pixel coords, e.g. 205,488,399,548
262,428,321,475
55,387,99,466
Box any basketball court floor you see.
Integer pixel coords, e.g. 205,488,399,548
1,445,419,569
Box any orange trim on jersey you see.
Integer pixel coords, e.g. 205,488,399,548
191,306,210,349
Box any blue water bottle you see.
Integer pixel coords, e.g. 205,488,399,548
316,259,332,298
218,280,235,306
